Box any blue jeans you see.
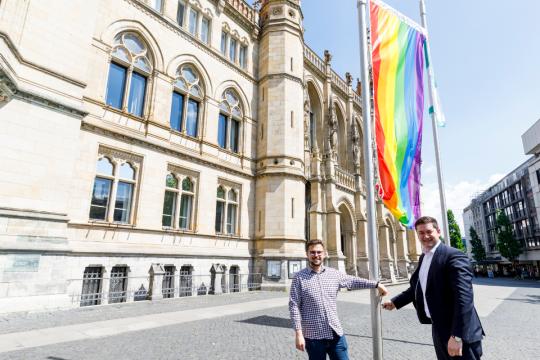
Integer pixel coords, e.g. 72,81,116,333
305,331,349,360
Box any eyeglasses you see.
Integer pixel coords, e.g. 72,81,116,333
309,251,323,256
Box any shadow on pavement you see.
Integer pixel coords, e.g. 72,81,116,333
238,315,291,328
501,294,540,304
346,333,433,347
238,316,433,347
47,357,70,360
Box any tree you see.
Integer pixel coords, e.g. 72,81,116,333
495,210,522,265
447,209,466,252
469,226,486,262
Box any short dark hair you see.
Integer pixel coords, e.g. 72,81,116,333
414,216,440,230
305,239,325,252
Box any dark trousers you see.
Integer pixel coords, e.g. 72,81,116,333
432,327,482,360
305,331,349,360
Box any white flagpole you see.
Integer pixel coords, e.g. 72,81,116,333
357,1,383,359
419,0,450,243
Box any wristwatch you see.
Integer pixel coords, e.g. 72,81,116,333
452,336,462,343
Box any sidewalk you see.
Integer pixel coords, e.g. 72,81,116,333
0,294,289,354
0,291,286,336
0,286,392,356
1,279,538,359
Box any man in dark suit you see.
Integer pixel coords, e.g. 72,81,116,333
382,216,484,359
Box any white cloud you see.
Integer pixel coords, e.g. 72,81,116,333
420,173,505,234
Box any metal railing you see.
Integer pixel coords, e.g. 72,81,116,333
69,273,263,308
69,274,151,307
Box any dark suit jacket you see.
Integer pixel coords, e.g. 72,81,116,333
392,243,484,343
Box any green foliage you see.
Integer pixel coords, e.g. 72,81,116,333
447,209,465,252
469,226,486,262
495,210,522,262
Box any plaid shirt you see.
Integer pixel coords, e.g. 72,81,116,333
289,266,377,339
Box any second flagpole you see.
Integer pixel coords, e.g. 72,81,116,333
357,1,383,359
419,0,450,243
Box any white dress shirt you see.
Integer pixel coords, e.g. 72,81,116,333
418,241,441,318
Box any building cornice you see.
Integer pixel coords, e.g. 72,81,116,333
0,248,253,260
255,170,307,182
13,86,87,118
0,66,16,103
0,66,86,117
0,32,86,88
0,34,87,117
0,207,69,222
81,121,256,180
259,72,303,86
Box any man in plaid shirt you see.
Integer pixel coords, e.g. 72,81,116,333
289,239,388,359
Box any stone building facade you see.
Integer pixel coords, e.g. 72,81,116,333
0,0,420,313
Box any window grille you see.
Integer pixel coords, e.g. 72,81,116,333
162,266,176,298
80,267,103,307
109,266,128,303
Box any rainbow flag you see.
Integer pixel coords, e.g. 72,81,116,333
370,0,426,227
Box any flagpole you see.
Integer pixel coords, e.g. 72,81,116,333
357,1,383,359
419,0,450,243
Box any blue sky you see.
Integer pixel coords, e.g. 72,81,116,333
298,0,540,231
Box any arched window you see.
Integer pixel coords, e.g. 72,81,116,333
162,173,196,230
115,163,136,223
215,185,239,235
89,155,139,224
215,186,226,233
105,32,153,117
179,178,194,229
162,174,178,227
226,190,238,234
218,89,243,153
89,157,114,220
170,65,204,138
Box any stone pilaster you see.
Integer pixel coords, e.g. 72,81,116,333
148,264,165,301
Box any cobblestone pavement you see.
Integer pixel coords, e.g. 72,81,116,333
0,278,538,359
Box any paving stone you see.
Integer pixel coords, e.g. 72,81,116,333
0,279,538,359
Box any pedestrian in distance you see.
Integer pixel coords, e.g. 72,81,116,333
382,216,485,359
289,239,389,360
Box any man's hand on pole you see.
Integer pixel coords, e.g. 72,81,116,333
376,283,388,297
381,301,396,310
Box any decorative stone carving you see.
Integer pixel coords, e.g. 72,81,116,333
99,145,143,165
352,121,360,165
324,50,332,64
304,89,311,150
328,102,338,154
217,0,226,15
345,72,353,86
272,6,282,15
